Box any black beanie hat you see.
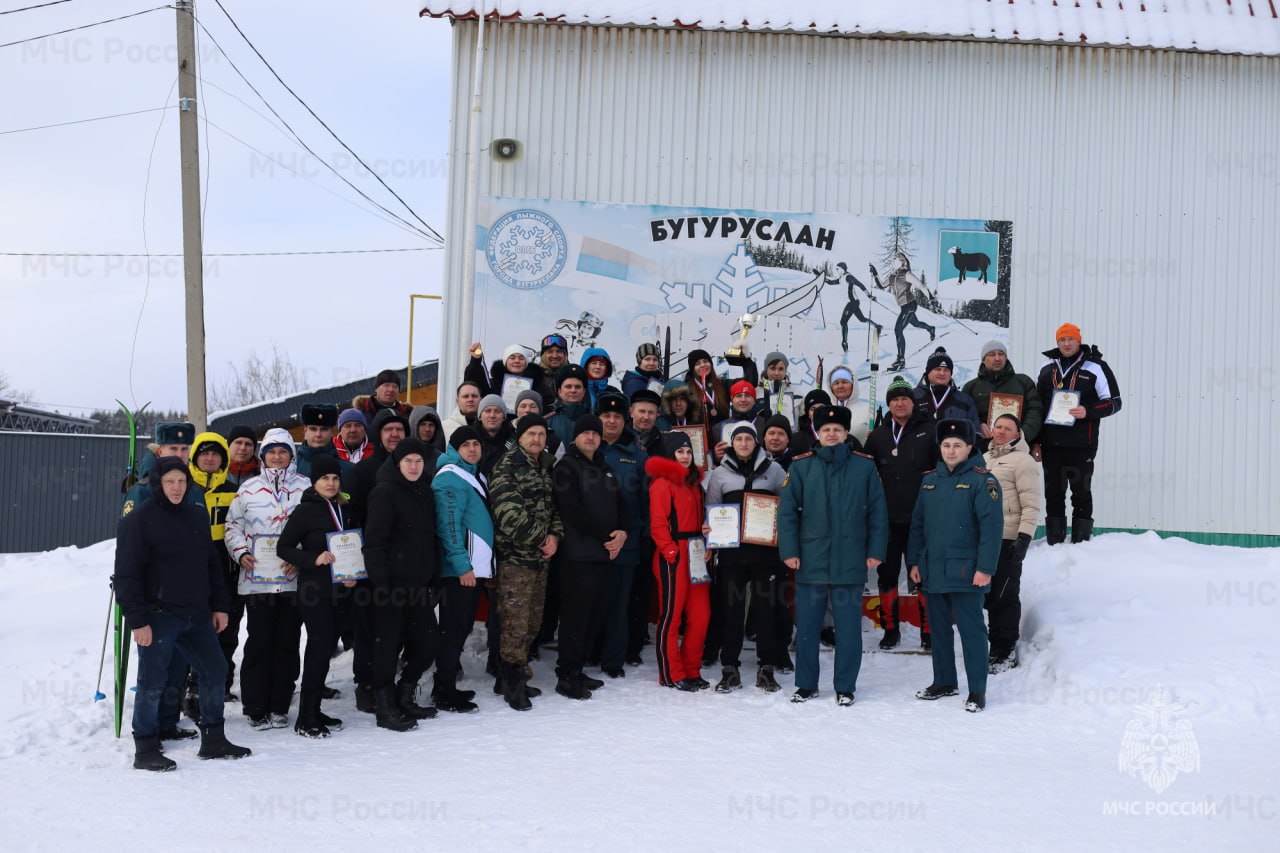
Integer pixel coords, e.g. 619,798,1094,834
392,437,430,464
802,389,832,413
556,363,587,389
660,430,693,459
375,369,401,388
763,414,792,437
155,455,190,480
629,389,662,409
885,375,914,403
309,454,343,483
936,418,975,446
687,349,713,371
925,348,954,374
813,405,852,432
449,425,482,450
227,425,256,445
193,438,228,467
515,413,548,438
300,403,338,427
594,391,628,417
573,414,604,439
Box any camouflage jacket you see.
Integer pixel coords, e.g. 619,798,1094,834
488,445,565,571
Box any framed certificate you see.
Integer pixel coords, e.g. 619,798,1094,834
1045,390,1081,427
501,374,534,412
687,537,711,585
671,424,710,471
247,535,289,584
705,504,741,549
740,494,780,547
326,528,367,583
987,392,1024,428
647,378,665,396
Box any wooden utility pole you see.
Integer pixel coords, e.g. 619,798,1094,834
175,0,207,430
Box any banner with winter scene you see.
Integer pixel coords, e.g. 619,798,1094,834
474,195,1011,412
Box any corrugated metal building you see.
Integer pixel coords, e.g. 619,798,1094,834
421,1,1279,544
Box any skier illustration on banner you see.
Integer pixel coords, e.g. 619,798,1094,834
555,311,604,354
828,261,883,353
870,250,937,371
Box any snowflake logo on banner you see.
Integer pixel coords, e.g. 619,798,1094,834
659,244,764,315
1118,688,1200,794
485,209,569,290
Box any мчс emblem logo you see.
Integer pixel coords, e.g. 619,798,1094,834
485,209,568,290
1118,688,1200,794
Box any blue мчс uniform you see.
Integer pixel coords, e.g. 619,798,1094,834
907,454,1003,696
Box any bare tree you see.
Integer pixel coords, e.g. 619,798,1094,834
0,369,32,402
209,343,304,412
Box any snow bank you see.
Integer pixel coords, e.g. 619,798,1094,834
1,534,1276,849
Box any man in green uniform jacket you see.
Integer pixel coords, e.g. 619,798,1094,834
908,418,1003,713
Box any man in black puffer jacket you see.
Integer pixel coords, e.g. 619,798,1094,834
550,415,629,700
114,456,250,771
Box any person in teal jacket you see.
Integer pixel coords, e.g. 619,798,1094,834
778,405,889,706
908,418,1003,713
431,426,496,713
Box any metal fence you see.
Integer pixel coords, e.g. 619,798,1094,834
0,432,139,553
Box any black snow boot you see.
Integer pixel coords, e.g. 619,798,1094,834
915,684,959,701
180,681,201,724
555,671,592,700
294,690,330,739
396,681,438,720
133,735,176,772
965,692,987,713
1045,516,1068,546
502,663,532,712
159,724,198,741
580,672,604,691
756,666,780,693
1071,517,1094,543
197,723,252,760
374,686,417,732
715,666,742,693
879,628,901,650
355,684,376,714
435,687,479,714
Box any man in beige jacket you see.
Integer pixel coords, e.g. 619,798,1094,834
981,413,1042,672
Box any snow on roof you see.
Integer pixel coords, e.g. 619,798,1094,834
420,0,1280,57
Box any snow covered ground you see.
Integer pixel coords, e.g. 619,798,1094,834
2,534,1277,851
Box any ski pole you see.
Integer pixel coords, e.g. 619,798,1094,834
93,587,113,701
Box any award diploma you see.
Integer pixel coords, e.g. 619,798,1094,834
326,529,367,583
1045,390,1081,427
740,494,780,547
987,392,1024,428
705,504,741,549
687,537,711,585
501,374,534,412
248,535,288,585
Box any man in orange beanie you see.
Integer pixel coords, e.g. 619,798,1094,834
1034,323,1122,544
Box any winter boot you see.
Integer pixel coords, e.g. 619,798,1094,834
879,628,901,650
374,686,417,732
523,663,542,697
1071,517,1094,543
915,684,959,701
965,692,987,713
756,666,780,693
355,684,376,714
836,692,856,707
320,686,340,700
502,663,532,712
133,735,177,772
294,690,331,739
492,667,505,695
197,723,252,760
790,688,819,703
1045,516,1068,546
180,681,201,724
580,673,605,691
555,671,592,700
159,724,199,741
435,687,479,714
715,666,742,693
396,681,438,720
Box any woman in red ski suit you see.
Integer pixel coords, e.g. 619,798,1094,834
646,431,711,690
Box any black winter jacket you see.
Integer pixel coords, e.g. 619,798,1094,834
552,445,629,563
277,488,354,589
363,462,439,588
1035,344,1122,452
864,412,939,524
343,409,439,526
113,481,230,629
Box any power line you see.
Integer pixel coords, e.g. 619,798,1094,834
186,13,441,245
0,6,170,49
2,247,440,257
206,1,444,244
0,107,172,136
0,0,76,14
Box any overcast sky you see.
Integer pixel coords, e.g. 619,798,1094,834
1,0,452,415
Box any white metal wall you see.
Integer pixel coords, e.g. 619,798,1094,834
439,21,1279,537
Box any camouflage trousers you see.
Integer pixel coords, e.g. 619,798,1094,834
496,562,549,665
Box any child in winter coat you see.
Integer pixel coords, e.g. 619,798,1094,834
646,431,711,691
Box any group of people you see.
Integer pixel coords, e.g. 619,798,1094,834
112,324,1121,770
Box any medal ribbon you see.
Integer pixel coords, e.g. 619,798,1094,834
928,384,952,413
325,500,344,533
1053,352,1084,390
891,419,905,448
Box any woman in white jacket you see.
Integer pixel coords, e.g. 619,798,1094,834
981,414,1042,672
224,427,310,729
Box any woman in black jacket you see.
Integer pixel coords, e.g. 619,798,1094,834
550,414,629,700
363,438,441,731
277,454,358,737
